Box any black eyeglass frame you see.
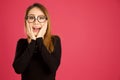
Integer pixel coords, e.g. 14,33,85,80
25,15,48,23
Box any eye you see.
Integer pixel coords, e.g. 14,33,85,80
28,16,34,19
38,16,46,20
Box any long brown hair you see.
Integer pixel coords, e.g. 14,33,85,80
25,3,54,53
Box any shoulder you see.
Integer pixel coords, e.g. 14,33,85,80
52,35,60,40
52,35,61,42
51,35,61,45
17,38,28,45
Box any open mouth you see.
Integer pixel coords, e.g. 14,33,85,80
32,27,41,32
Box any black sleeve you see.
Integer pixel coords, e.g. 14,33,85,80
12,39,36,74
36,36,62,73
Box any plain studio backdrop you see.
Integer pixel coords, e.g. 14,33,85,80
0,0,120,80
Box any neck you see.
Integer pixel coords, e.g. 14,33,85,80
27,37,31,43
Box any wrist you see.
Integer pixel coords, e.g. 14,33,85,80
37,35,43,38
31,37,36,40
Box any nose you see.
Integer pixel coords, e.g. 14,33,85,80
34,18,39,25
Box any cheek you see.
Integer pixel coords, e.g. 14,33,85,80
29,24,33,28
40,23,45,27
26,21,33,27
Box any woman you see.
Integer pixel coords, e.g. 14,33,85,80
12,3,61,80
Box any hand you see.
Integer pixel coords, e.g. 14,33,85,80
37,20,48,39
26,22,36,40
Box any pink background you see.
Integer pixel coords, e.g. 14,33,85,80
0,0,120,80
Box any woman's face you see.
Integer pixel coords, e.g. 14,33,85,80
26,7,47,36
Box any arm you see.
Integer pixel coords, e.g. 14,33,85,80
36,36,62,73
12,39,36,74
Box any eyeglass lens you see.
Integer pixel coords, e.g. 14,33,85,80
26,15,47,23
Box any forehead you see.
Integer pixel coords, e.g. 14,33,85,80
28,7,45,16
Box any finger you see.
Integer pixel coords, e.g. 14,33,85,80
27,22,34,35
42,20,48,31
29,25,32,33
43,20,48,27
26,22,30,33
43,21,48,31
26,23,30,35
30,25,34,35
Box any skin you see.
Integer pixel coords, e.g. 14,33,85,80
25,7,48,41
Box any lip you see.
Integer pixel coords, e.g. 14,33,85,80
32,27,41,29
32,26,41,28
32,26,41,32
32,26,41,29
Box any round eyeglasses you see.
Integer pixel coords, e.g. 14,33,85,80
26,15,47,23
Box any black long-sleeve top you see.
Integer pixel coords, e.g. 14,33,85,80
12,36,61,80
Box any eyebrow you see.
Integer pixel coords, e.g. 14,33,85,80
28,14,45,16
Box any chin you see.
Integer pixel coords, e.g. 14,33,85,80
34,33,38,37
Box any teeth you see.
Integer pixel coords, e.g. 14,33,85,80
33,28,40,31
33,28,38,29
